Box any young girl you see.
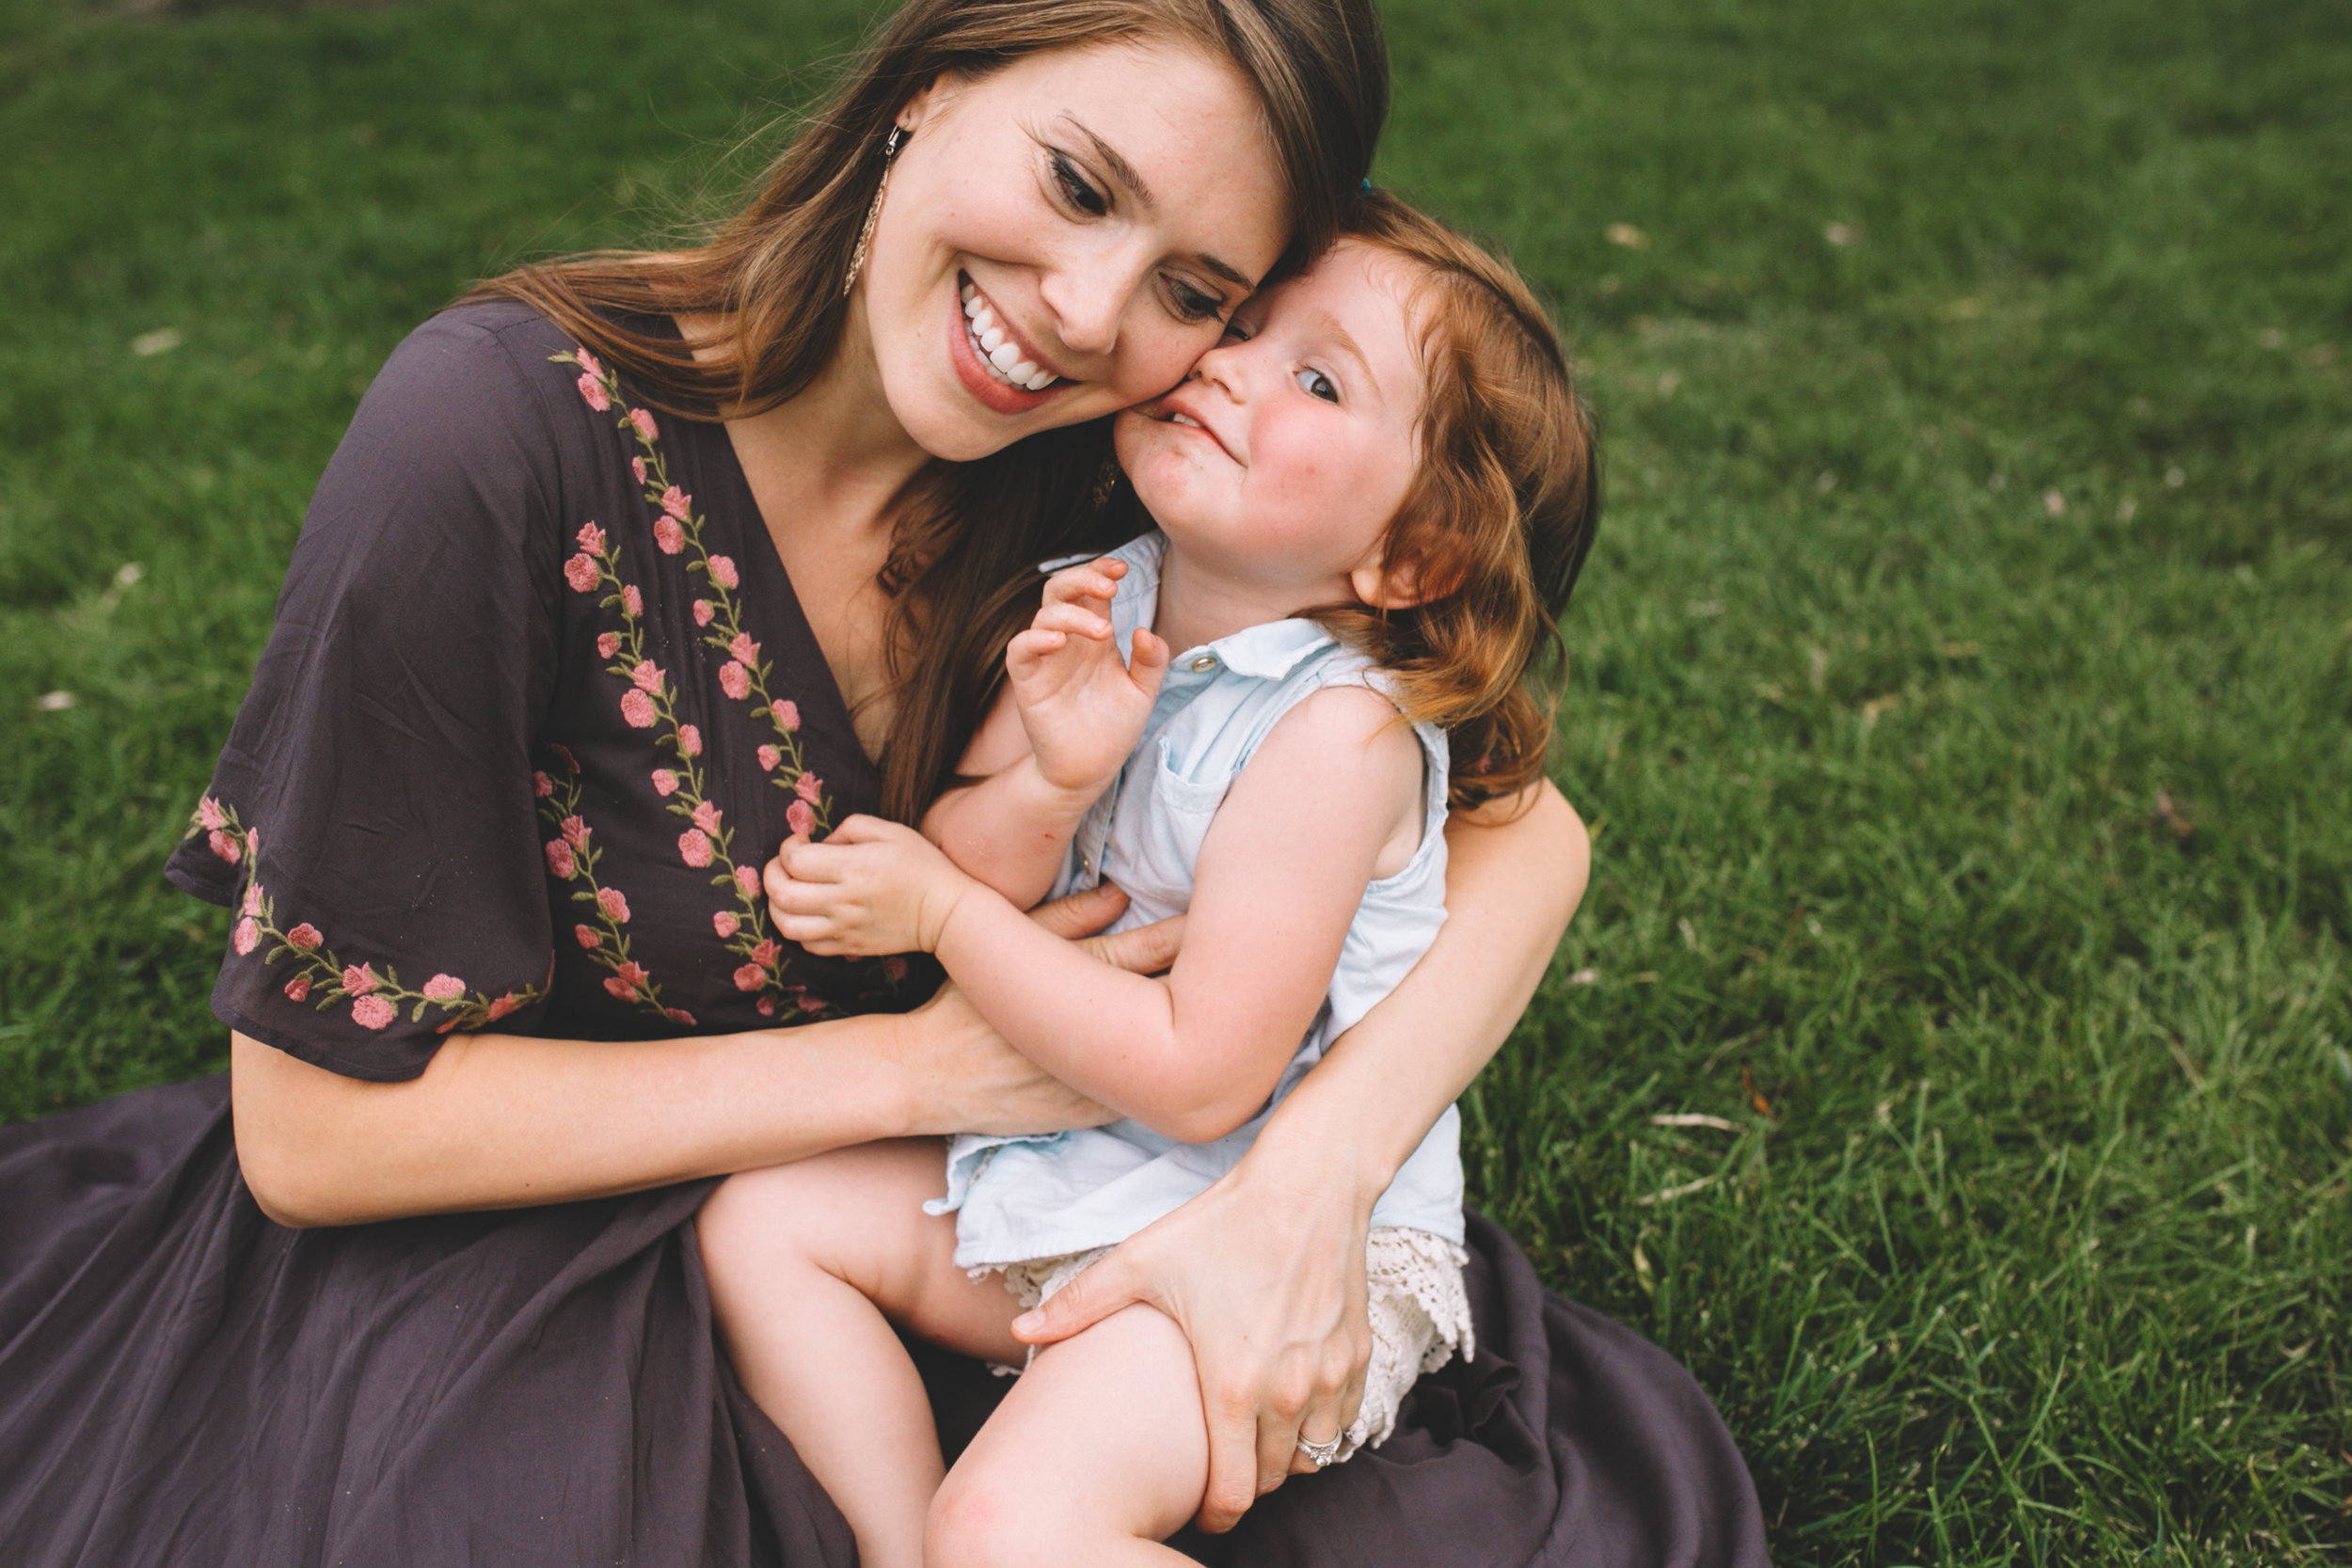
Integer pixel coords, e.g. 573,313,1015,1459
696,192,1597,1565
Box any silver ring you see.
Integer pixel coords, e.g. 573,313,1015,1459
1295,1433,1343,1469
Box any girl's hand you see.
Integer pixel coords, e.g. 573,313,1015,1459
1006,1128,1372,1532
1009,559,1169,796
764,816,976,956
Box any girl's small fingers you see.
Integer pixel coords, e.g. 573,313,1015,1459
777,914,840,946
765,879,835,917
1032,602,1114,641
777,842,850,883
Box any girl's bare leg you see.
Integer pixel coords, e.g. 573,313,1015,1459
929,1302,1212,1566
696,1139,1026,1568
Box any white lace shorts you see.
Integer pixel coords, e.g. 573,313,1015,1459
987,1226,1474,1462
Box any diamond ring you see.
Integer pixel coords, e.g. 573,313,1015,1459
1295,1432,1343,1469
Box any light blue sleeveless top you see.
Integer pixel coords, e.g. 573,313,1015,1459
928,531,1465,1269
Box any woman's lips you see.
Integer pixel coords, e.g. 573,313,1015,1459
947,276,1068,417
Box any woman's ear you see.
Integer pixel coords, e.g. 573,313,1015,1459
898,71,960,135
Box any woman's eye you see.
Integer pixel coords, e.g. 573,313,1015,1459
1295,368,1340,404
1050,152,1107,217
1168,280,1224,324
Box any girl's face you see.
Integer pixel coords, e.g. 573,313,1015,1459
858,40,1292,462
1114,239,1429,606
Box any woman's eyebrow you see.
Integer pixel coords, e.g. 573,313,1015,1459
1064,117,1253,290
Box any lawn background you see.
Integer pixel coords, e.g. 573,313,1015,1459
2,0,2347,1560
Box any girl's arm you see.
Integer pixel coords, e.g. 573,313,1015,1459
773,686,1422,1144
1008,780,1592,1532
230,885,1176,1228
921,559,1168,908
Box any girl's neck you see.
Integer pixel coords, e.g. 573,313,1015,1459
1152,539,1351,656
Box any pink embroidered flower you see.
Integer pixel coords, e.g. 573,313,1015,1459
712,910,739,939
786,800,816,837
351,995,398,1031
286,923,321,951
603,976,636,1002
343,963,379,996
596,632,620,661
577,373,610,412
677,725,702,758
560,815,590,850
284,974,311,1003
691,800,723,834
771,699,800,732
629,658,664,693
242,880,264,917
596,887,631,923
733,963,765,992
422,974,466,1002
532,770,556,798
735,864,761,899
485,992,523,1022
751,939,781,967
564,553,599,593
575,924,601,949
620,689,657,729
692,599,715,627
545,839,576,879
653,516,684,555
631,456,646,484
246,827,261,858
660,483,689,518
756,744,781,772
678,829,713,868
651,768,678,797
233,917,261,956
197,796,228,832
728,633,759,664
719,661,752,701
707,555,739,590
612,959,651,992
208,829,242,864
576,521,607,554
631,408,660,444
755,995,775,1018
795,772,824,804
575,347,603,380
884,957,910,983
662,1007,696,1026
622,584,644,618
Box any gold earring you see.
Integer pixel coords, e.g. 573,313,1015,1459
841,125,907,297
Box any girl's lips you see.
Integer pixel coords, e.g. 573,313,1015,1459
947,277,1069,417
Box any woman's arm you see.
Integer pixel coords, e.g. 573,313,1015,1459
1009,780,1591,1532
232,887,1176,1228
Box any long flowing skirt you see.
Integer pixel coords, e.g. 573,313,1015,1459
0,1078,1766,1566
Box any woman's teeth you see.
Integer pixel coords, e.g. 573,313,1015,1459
961,282,1057,393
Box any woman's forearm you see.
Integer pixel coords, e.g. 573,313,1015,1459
1248,780,1592,1199
230,1015,923,1227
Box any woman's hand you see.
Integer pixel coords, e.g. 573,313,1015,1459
882,881,1184,1138
1007,1129,1371,1532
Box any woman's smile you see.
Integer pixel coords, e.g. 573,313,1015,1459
947,272,1071,415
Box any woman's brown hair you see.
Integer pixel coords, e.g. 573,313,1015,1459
1308,189,1601,812
465,0,1387,821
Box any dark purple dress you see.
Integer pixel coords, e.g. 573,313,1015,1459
0,302,1767,1567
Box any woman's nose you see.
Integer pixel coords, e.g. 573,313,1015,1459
1038,246,1146,359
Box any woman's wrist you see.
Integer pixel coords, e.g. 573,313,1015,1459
1233,1089,1385,1228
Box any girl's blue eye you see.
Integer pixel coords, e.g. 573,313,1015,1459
1295,368,1339,404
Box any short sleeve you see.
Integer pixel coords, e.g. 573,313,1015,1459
166,304,573,1081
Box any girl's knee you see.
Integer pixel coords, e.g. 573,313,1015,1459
927,1466,1056,1568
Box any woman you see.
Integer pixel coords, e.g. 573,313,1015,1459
0,1,1766,1562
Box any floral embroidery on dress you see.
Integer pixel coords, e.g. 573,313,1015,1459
549,346,850,1020
184,797,544,1035
533,749,697,1027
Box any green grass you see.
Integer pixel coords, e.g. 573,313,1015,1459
3,0,2346,1560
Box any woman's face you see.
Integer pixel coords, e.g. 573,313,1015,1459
857,39,1291,461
